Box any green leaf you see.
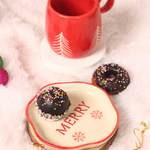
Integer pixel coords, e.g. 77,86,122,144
0,56,3,68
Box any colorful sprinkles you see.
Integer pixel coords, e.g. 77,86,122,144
35,86,71,121
37,86,68,109
93,63,130,94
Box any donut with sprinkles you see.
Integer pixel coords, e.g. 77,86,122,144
92,63,130,95
35,86,71,121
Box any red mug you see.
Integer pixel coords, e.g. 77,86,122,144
45,0,114,58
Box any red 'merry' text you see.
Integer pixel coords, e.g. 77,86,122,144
56,101,90,135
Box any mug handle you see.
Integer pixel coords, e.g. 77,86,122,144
99,0,115,13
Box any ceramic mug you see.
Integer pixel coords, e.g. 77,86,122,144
45,0,114,58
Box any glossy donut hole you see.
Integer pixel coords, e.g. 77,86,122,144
104,70,118,80
50,0,96,16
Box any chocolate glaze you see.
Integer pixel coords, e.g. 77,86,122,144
93,63,130,94
36,86,70,116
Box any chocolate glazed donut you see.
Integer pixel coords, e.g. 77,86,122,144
92,63,130,95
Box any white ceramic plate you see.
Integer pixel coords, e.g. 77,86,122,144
26,82,119,150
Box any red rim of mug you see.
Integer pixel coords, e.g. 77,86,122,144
47,0,99,19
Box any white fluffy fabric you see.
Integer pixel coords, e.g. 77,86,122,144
0,0,150,150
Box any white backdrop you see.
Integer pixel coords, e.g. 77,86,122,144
0,0,150,150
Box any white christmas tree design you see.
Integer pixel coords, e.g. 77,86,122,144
52,32,73,58
89,26,101,51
